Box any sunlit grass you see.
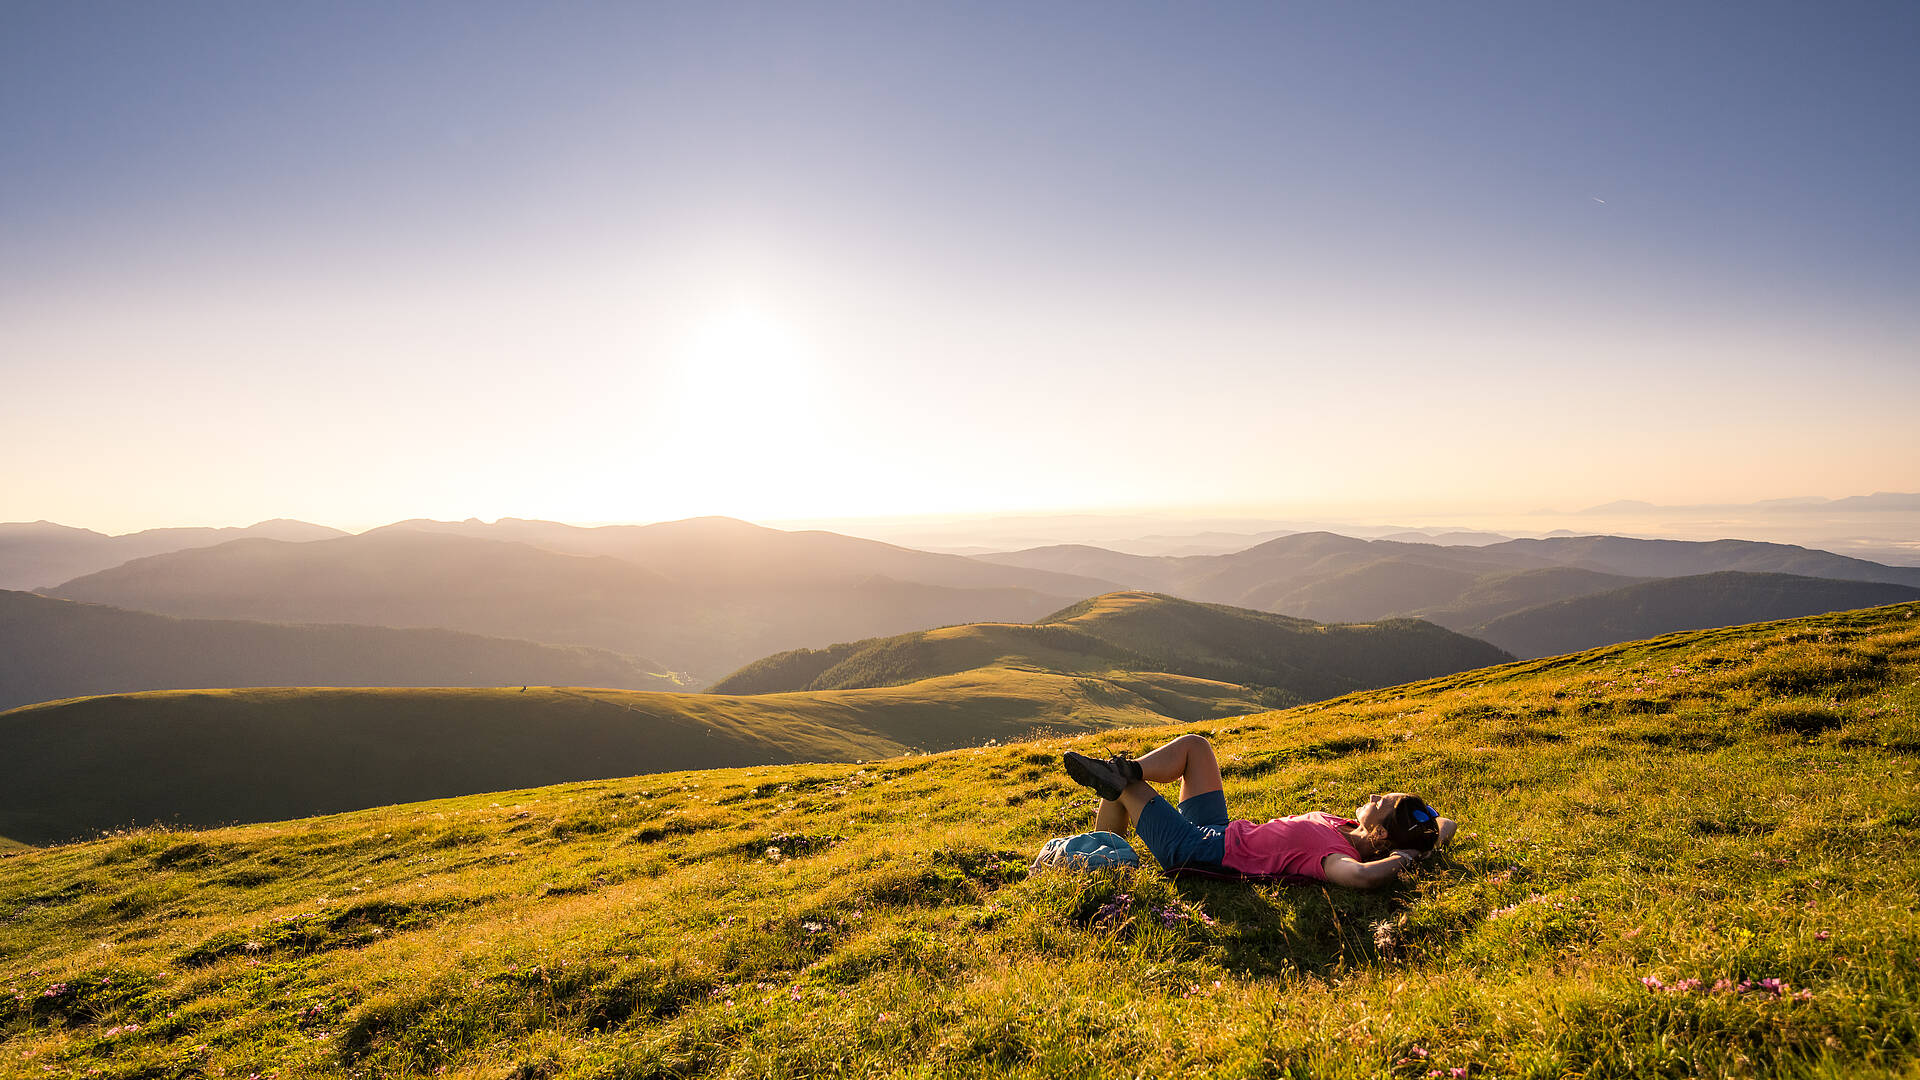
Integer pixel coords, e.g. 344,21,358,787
4,603,1918,1078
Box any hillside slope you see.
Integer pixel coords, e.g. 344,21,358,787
1471,571,1920,658
710,592,1513,701
0,669,1263,845
2,604,1915,1079
0,591,688,710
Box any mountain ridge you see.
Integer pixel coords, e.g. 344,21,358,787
0,590,688,711
0,518,345,590
43,529,1096,680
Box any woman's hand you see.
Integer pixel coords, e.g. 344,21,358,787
1390,848,1426,868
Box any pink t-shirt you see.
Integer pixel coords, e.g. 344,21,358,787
1222,812,1359,880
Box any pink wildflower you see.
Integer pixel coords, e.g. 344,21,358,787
1815,931,1830,941
1641,975,1664,991
1451,1069,1469,1078
1410,1047,1429,1059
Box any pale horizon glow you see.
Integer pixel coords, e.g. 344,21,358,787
3,4,1915,536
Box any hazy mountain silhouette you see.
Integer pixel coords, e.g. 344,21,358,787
1469,573,1920,658
1480,535,1920,585
45,525,1101,680
0,590,686,711
982,533,1920,628
0,518,344,590
366,515,1121,594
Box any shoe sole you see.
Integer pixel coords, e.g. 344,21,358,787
1063,752,1125,801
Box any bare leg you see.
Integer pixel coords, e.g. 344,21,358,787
1091,734,1224,832
1134,733,1224,803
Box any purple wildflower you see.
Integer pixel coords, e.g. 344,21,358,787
1093,893,1134,925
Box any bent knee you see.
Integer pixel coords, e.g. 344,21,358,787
1175,733,1216,756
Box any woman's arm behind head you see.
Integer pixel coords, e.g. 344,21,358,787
1321,851,1418,890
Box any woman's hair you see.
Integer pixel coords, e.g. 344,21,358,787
1391,795,1442,850
1356,794,1442,858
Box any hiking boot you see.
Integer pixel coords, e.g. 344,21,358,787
1063,751,1142,801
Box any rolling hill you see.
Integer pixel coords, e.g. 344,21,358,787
0,590,687,711
714,592,1513,703
2,602,1915,1078
0,671,1263,845
43,526,1099,681
0,592,1507,843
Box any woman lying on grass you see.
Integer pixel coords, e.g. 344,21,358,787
1063,734,1455,888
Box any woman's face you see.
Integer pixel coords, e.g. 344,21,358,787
1356,792,1409,830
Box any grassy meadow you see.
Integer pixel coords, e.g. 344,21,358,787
3,603,1919,1078
0,667,1267,846
4,591,1505,844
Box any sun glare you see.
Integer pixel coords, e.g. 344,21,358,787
649,299,841,511
674,300,824,422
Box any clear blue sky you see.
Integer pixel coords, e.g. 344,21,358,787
4,2,1915,532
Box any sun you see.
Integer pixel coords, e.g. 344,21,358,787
647,298,843,511
673,301,818,418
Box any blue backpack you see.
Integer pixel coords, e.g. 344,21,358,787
1032,830,1141,871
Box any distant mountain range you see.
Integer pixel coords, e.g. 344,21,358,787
981,532,1920,657
0,518,346,590
13,515,1920,699
42,518,1119,681
0,590,687,711
0,591,1508,842
1576,492,1920,514
1470,572,1920,658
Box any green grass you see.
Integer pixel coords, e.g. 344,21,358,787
4,603,1919,1078
0,669,1267,844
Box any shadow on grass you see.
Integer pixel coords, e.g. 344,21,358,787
1158,873,1428,979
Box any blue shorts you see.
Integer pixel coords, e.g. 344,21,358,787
1135,789,1229,871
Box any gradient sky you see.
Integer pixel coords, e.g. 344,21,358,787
4,2,1916,534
